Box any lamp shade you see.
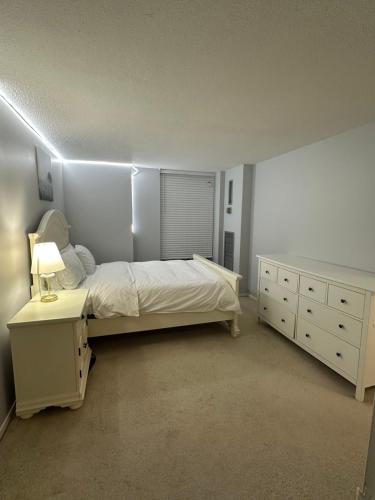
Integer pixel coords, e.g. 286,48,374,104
31,242,65,275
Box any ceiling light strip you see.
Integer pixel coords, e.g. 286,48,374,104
63,159,134,167
0,92,63,160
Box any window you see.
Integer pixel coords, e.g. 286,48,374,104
160,171,215,260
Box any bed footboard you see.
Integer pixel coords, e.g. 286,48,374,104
193,254,242,337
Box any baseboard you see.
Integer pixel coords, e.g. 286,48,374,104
0,401,15,441
248,294,257,302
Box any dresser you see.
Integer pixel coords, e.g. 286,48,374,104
8,289,91,418
257,255,375,401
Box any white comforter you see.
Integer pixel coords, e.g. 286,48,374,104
80,260,240,319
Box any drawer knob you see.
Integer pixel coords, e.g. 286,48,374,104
308,287,314,292
283,297,288,302
338,324,344,329
284,278,289,282
336,352,342,358
340,299,347,304
264,288,269,292
281,318,285,323
307,308,312,313
263,307,267,311
265,270,270,274
305,333,311,338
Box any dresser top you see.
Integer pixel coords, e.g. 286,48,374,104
257,254,375,292
7,289,89,328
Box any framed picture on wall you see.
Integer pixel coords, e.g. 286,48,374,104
35,146,53,201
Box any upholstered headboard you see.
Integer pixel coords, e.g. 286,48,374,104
28,209,71,296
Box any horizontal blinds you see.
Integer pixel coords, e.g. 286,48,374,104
160,172,215,260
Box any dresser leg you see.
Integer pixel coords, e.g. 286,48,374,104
355,386,365,402
18,412,35,419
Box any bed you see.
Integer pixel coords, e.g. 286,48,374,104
28,209,242,338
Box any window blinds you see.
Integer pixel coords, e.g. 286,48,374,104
160,171,216,260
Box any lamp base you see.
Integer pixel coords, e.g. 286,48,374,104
41,293,58,303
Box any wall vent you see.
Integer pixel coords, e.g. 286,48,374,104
224,231,234,271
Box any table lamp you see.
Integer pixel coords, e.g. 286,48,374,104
31,242,65,302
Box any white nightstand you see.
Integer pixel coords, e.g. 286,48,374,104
7,289,92,419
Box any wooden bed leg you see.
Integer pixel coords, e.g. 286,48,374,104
230,316,240,338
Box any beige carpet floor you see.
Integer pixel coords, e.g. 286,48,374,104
0,298,373,500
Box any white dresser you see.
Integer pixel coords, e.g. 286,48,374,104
257,254,375,401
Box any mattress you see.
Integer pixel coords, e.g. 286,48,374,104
79,259,240,319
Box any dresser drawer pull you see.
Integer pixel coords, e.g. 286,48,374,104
78,347,81,356
265,270,270,274
263,307,267,311
284,278,289,282
264,288,269,292
281,318,286,323
308,287,314,292
283,297,288,302
336,352,342,358
338,324,344,329
307,308,312,313
305,333,311,338
340,299,347,304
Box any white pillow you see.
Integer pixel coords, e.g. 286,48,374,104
56,246,87,289
75,244,96,275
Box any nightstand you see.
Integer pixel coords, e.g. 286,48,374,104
7,289,91,419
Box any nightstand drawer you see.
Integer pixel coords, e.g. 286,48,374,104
75,318,89,365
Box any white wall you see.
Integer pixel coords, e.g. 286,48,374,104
63,162,133,263
223,164,253,293
249,121,375,294
0,100,64,430
213,171,225,265
132,167,160,261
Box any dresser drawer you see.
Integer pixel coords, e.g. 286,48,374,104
259,294,296,339
300,275,327,303
298,296,362,348
260,278,297,313
327,285,365,319
260,261,277,282
296,318,359,380
277,268,299,293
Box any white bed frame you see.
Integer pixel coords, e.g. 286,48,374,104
29,210,242,338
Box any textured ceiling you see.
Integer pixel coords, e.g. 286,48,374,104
1,1,375,170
